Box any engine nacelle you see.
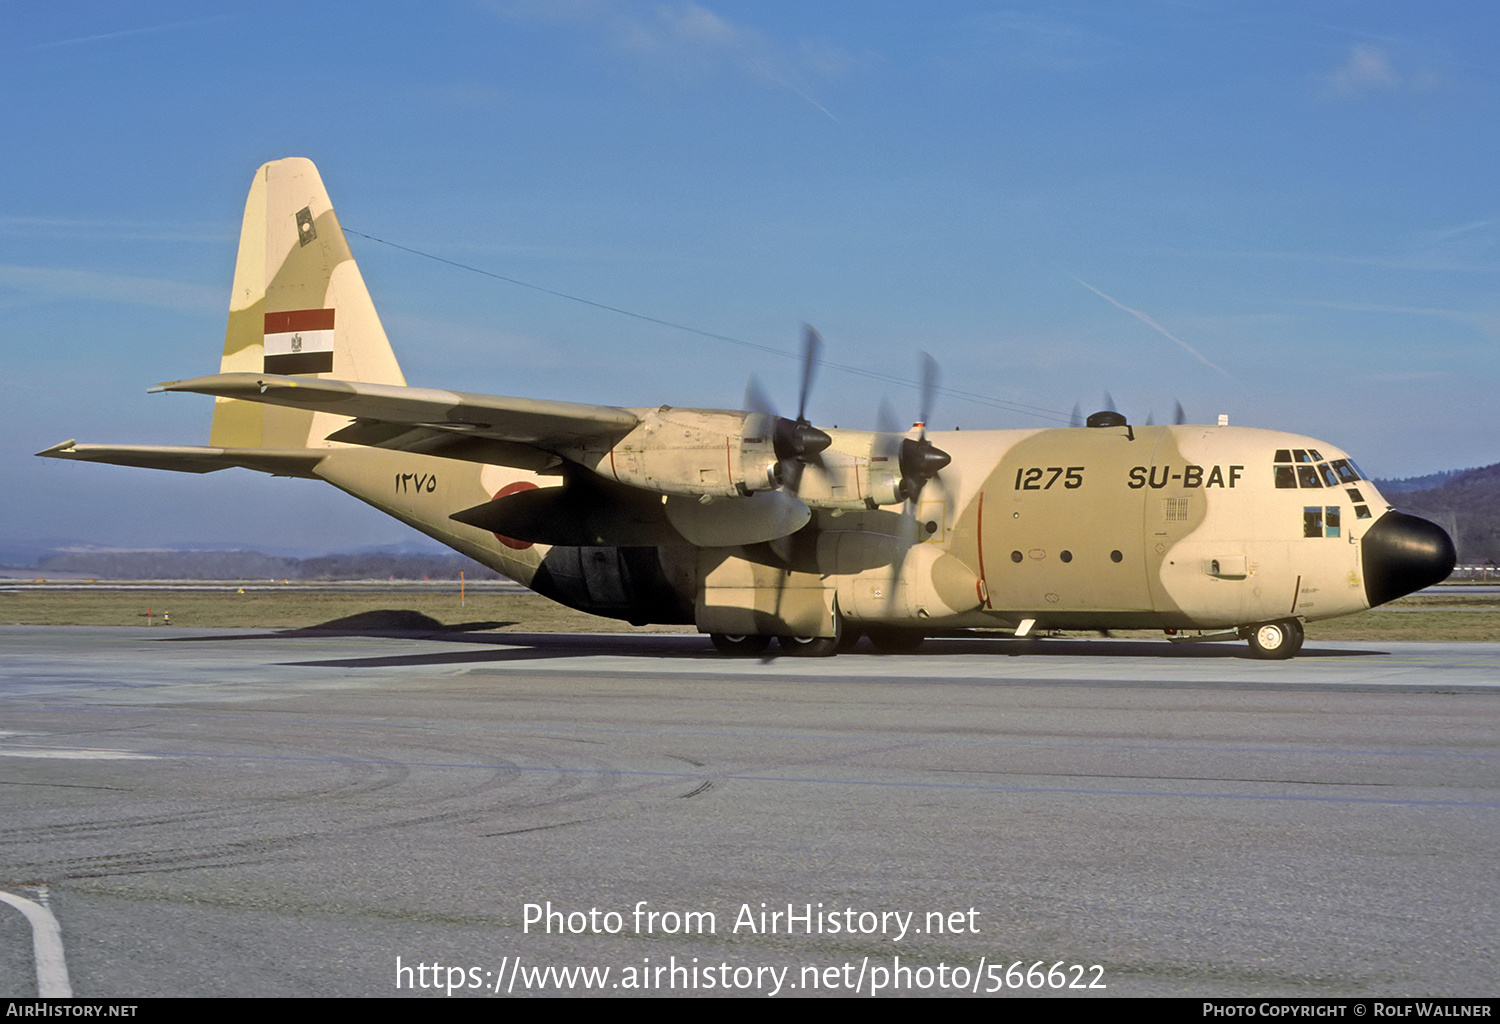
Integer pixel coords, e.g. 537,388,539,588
569,406,778,498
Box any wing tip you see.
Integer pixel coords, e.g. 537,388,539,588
36,439,78,458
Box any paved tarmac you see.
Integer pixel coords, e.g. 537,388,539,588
1,626,1496,998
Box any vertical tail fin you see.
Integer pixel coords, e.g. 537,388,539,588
210,158,405,449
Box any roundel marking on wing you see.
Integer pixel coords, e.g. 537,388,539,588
491,480,540,550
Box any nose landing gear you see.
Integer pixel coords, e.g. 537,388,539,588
1242,619,1305,660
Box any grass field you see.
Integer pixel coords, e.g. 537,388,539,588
1,584,1495,641
0,585,685,632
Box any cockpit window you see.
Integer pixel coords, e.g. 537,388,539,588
1331,459,1360,483
1276,452,1363,489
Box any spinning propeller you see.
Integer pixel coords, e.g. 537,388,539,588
874,352,956,611
744,324,833,495
877,352,951,503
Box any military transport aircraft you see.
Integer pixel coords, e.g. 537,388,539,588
39,158,1456,659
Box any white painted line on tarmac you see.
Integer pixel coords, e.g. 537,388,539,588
0,748,157,759
0,887,73,997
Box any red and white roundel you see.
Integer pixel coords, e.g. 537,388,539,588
490,481,539,549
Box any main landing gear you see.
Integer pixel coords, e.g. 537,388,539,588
708,632,841,656
710,612,853,657
709,625,929,658
708,633,773,656
1242,619,1305,660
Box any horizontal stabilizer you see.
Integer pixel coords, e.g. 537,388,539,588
36,440,326,478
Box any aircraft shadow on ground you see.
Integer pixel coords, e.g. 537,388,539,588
151,612,1390,668
151,609,517,644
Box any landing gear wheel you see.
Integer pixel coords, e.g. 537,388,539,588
868,628,925,654
1245,619,1304,660
778,634,840,657
710,633,772,656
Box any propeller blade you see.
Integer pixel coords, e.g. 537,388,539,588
1103,391,1117,414
1070,403,1083,428
798,324,822,424
1173,400,1186,425
744,375,778,419
917,352,938,439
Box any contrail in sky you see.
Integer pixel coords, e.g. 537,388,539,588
33,16,232,50
1069,274,1236,381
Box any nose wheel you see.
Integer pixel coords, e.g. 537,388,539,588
1243,619,1305,660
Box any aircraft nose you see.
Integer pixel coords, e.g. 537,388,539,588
1361,510,1457,607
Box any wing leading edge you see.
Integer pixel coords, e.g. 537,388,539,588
150,372,642,470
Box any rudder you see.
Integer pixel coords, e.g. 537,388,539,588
210,158,405,449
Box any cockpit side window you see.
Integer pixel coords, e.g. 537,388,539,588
1304,505,1342,538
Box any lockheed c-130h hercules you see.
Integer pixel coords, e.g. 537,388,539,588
39,158,1456,659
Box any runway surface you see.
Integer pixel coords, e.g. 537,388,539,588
1,626,1496,998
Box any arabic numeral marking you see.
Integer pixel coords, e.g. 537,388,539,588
395,472,437,494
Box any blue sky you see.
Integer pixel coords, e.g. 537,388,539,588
4,1,1497,553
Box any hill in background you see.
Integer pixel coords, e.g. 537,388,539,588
1382,463,1500,565
9,547,503,581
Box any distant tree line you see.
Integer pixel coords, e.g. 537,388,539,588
1389,463,1500,565
32,550,505,581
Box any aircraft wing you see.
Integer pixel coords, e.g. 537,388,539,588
150,372,642,468
36,441,327,478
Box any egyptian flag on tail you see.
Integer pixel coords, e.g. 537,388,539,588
263,309,335,374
